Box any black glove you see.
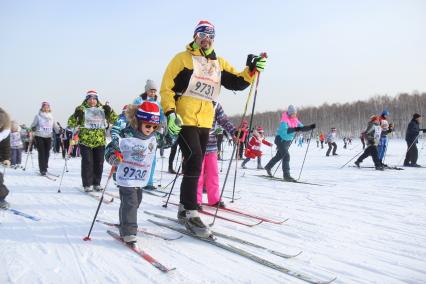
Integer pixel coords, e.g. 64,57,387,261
103,104,112,117
309,123,316,130
246,54,266,72
294,127,302,132
74,107,84,121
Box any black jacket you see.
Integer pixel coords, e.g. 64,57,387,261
405,119,420,144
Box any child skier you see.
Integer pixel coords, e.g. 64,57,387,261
10,121,24,168
325,127,338,156
355,116,384,170
105,101,160,246
241,127,272,169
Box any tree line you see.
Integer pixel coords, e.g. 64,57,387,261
228,92,426,138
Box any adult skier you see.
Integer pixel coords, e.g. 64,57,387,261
160,20,266,238
68,90,117,191
30,102,60,176
404,113,426,167
264,105,316,181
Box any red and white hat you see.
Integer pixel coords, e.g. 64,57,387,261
85,90,98,100
257,127,264,132
136,101,160,125
194,20,215,36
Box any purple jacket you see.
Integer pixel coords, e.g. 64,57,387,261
206,103,236,153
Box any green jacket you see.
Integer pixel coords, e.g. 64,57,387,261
68,101,117,148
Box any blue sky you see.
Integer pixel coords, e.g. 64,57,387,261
1,0,425,125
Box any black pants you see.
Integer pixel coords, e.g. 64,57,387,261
404,142,418,165
320,141,324,149
0,172,9,201
361,138,365,149
265,136,292,177
326,142,337,156
178,126,209,210
61,140,70,159
169,139,179,169
24,141,33,153
119,186,142,237
356,145,381,167
79,144,105,187
35,136,51,174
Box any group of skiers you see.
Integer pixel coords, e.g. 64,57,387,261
1,20,425,246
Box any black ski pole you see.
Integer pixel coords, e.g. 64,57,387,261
297,129,313,180
210,61,265,226
339,149,364,169
83,166,115,241
163,162,182,208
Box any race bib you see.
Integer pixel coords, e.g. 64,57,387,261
116,137,157,187
373,125,382,140
84,108,106,129
37,115,53,136
10,132,23,148
182,56,221,102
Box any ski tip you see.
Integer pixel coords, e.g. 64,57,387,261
83,236,92,241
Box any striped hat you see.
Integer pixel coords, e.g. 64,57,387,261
136,101,160,125
194,20,215,36
41,101,50,108
85,90,98,100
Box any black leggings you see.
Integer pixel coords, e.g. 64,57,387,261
178,126,209,210
35,136,51,174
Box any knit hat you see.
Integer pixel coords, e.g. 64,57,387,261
145,79,157,92
194,20,215,36
257,127,264,133
85,90,98,100
287,105,297,115
413,113,421,119
331,127,337,131
41,101,50,108
136,101,160,125
381,110,389,116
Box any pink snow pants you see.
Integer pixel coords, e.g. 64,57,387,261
197,152,220,205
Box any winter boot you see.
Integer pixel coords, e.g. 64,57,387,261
93,185,103,192
0,199,10,209
354,161,361,168
177,203,186,224
375,165,384,171
84,186,93,192
283,174,297,182
184,210,212,239
265,167,273,177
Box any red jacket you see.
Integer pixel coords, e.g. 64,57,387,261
244,136,272,158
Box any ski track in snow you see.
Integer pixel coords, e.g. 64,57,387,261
0,139,426,283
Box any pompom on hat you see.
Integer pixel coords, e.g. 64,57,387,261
136,101,160,125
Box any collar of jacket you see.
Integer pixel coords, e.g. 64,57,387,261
140,92,158,102
186,42,217,60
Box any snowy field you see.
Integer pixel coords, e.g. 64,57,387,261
1,138,426,284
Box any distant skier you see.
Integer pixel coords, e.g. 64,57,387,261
0,107,11,209
297,135,303,147
30,102,60,176
241,127,272,169
404,113,426,167
325,127,338,156
319,132,325,149
10,121,23,168
264,105,316,181
105,102,160,246
355,115,384,170
377,110,393,166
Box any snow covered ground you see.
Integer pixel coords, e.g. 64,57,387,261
1,138,426,284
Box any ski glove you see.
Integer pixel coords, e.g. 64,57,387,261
246,54,267,73
167,112,182,136
308,124,316,130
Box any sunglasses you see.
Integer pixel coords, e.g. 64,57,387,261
86,95,98,100
143,124,158,130
196,32,215,40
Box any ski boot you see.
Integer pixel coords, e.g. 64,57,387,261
375,165,384,171
265,167,273,177
0,199,10,209
123,235,138,248
84,186,93,192
93,185,103,192
184,210,212,239
283,174,297,182
354,161,361,168
177,203,186,224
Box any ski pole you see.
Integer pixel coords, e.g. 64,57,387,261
57,154,68,193
174,148,180,170
211,59,265,226
158,150,164,188
83,166,116,241
339,149,364,169
22,140,33,171
297,129,313,180
163,162,182,208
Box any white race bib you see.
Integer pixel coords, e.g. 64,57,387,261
182,56,221,102
116,137,157,187
84,108,106,129
37,115,53,136
373,125,382,141
10,132,23,148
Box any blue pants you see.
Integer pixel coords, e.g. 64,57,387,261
147,152,157,186
377,137,387,161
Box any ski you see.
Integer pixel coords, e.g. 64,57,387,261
143,189,168,198
104,191,119,199
5,208,41,221
40,174,57,181
107,230,175,273
47,171,60,177
144,211,301,259
350,165,404,170
168,202,263,227
148,219,335,284
75,187,114,204
201,203,288,225
96,220,182,241
256,175,326,187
